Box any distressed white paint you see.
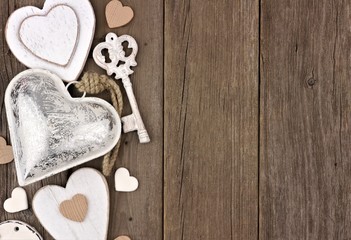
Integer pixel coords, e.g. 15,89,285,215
0,220,43,240
5,69,121,186
3,187,28,213
93,33,150,143
32,168,109,240
115,167,139,192
19,5,78,66
5,0,95,81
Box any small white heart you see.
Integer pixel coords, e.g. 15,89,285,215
3,187,28,213
115,168,139,192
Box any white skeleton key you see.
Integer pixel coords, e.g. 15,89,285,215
93,33,150,143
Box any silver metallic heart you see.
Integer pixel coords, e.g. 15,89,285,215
5,69,121,186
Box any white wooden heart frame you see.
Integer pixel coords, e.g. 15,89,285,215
6,0,95,82
33,168,109,240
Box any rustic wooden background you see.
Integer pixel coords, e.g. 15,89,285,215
1,0,351,239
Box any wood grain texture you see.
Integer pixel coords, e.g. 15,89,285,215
260,0,351,239
87,0,163,239
164,0,259,239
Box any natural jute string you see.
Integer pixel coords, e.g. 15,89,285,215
75,72,123,176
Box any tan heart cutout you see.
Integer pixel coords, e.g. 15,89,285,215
59,194,88,222
106,0,134,28
0,137,14,164
115,236,131,240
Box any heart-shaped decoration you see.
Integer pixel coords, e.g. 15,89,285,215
19,5,78,66
106,0,134,28
59,194,88,222
0,137,14,164
0,220,43,240
3,187,28,213
33,168,109,240
115,236,131,240
6,0,95,81
5,69,121,186
115,168,139,192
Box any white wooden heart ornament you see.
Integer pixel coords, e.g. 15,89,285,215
5,0,95,81
33,168,109,240
3,187,28,213
0,220,43,240
5,69,121,186
115,167,139,192
19,5,78,66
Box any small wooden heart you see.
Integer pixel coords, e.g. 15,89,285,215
115,236,131,240
106,0,134,28
59,194,88,222
0,137,14,164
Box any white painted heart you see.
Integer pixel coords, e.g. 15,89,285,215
0,220,43,240
5,69,121,186
3,187,28,213
115,168,139,192
6,0,95,81
33,168,109,240
19,5,78,66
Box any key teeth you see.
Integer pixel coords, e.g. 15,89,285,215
138,130,150,143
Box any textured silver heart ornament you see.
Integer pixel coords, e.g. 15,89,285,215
5,69,121,186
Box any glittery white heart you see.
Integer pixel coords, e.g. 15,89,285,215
3,187,28,213
33,168,109,240
5,69,121,186
5,0,95,81
115,167,139,192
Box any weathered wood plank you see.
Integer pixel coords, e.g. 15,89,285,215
0,0,163,239
164,0,259,239
260,0,351,239
89,0,164,239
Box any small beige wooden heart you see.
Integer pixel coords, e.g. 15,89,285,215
0,137,14,164
106,0,134,28
59,194,88,222
115,236,131,240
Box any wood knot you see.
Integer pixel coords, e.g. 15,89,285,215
306,78,316,88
